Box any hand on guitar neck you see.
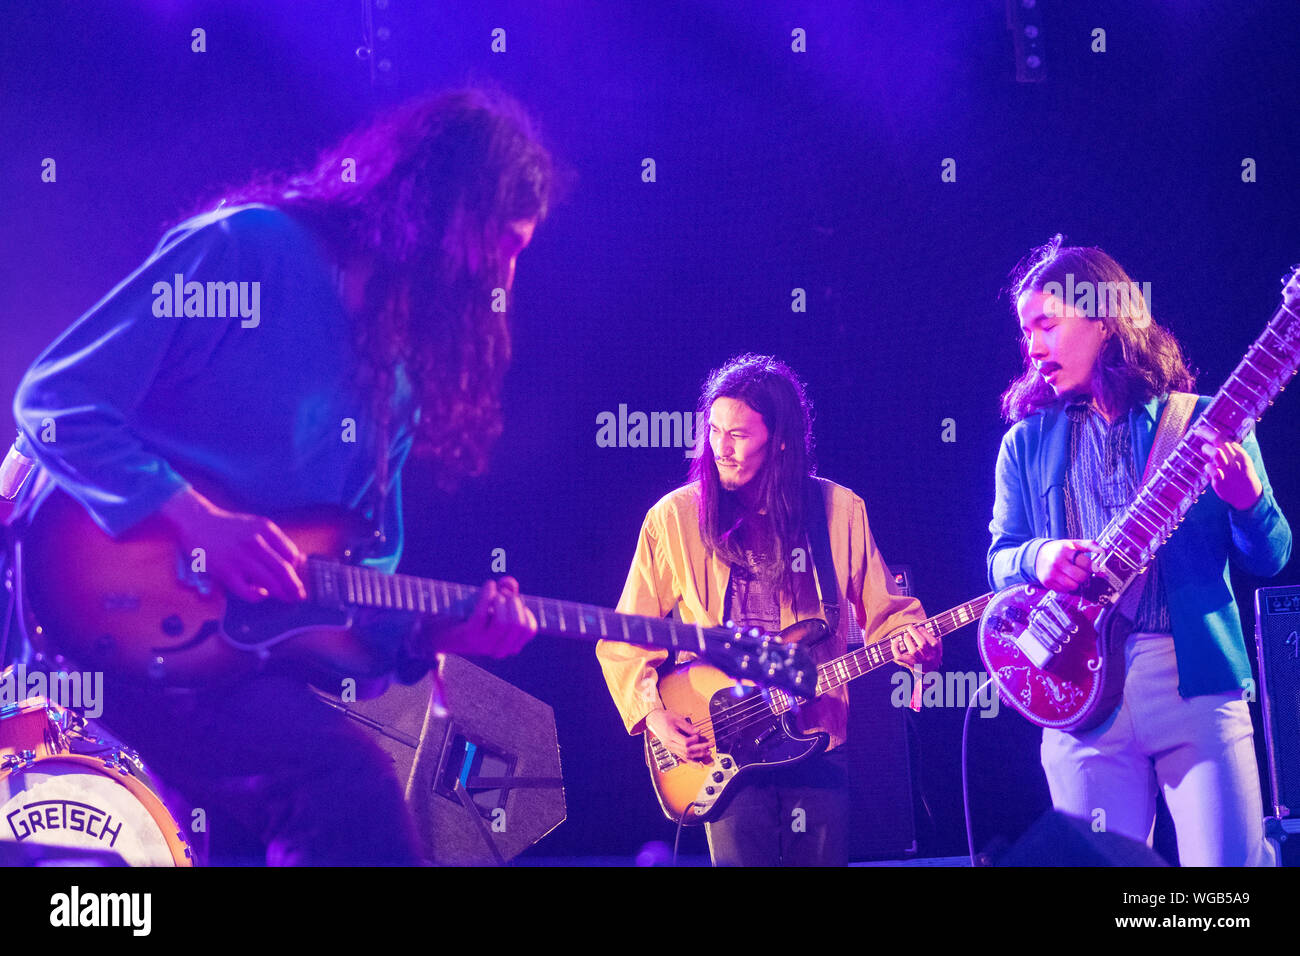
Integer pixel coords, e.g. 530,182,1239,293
411,577,537,660
1200,437,1263,511
160,485,538,660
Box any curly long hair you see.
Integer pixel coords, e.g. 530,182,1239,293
196,87,555,483
688,354,816,601
1001,236,1196,423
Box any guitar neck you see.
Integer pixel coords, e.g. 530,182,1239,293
811,593,994,696
306,558,720,655
1093,293,1300,597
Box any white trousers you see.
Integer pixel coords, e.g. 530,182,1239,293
1041,632,1273,866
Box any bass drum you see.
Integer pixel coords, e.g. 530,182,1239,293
0,752,193,866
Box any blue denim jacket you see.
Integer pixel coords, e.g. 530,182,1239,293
988,395,1291,696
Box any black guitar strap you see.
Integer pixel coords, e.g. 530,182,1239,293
803,476,841,639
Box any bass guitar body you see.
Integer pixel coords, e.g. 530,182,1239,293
646,657,827,825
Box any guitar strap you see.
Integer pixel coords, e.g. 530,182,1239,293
803,476,841,640
1113,391,1197,619
1142,391,1198,485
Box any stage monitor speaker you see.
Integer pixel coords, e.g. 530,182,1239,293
994,810,1169,866
322,655,565,865
1254,585,1300,818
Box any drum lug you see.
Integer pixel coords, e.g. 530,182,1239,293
1,753,23,771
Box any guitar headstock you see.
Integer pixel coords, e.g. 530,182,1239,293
700,623,818,696
1284,264,1300,302
1278,264,1300,349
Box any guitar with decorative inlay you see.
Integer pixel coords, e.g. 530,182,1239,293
978,265,1300,731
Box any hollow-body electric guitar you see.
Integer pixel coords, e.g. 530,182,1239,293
977,265,1300,731
646,593,993,824
17,487,817,696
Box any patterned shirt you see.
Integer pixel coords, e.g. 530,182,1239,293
1063,401,1171,632
727,545,783,638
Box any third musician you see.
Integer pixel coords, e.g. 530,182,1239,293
988,237,1291,865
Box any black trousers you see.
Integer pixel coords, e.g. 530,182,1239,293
704,749,849,866
99,673,423,865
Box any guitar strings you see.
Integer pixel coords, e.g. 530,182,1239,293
316,554,991,746
684,639,893,742
673,603,989,746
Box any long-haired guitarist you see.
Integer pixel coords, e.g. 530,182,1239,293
7,88,550,864
989,236,1291,865
597,354,938,866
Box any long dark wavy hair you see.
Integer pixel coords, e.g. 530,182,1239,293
1001,236,1196,423
193,87,554,483
687,354,816,600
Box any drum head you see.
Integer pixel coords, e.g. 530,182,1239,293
0,755,191,866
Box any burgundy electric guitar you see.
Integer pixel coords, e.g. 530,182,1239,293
978,265,1300,731
16,487,817,696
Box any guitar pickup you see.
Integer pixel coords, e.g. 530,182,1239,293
1013,632,1055,670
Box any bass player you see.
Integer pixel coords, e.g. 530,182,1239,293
597,353,939,866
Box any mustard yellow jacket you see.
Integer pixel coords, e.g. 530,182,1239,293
596,476,926,749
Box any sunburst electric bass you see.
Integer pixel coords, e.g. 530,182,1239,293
977,265,1300,731
17,487,817,696
646,593,992,823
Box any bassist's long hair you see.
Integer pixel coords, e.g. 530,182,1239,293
688,354,815,602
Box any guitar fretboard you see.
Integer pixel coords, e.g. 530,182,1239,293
306,557,721,653
1094,289,1300,595
766,593,994,713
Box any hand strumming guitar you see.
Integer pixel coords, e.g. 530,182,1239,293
1034,538,1102,592
645,707,712,763
161,486,308,603
162,486,537,660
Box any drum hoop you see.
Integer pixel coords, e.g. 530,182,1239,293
2,752,193,867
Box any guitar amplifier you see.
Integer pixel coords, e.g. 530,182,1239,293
845,563,916,859
1254,585,1300,819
